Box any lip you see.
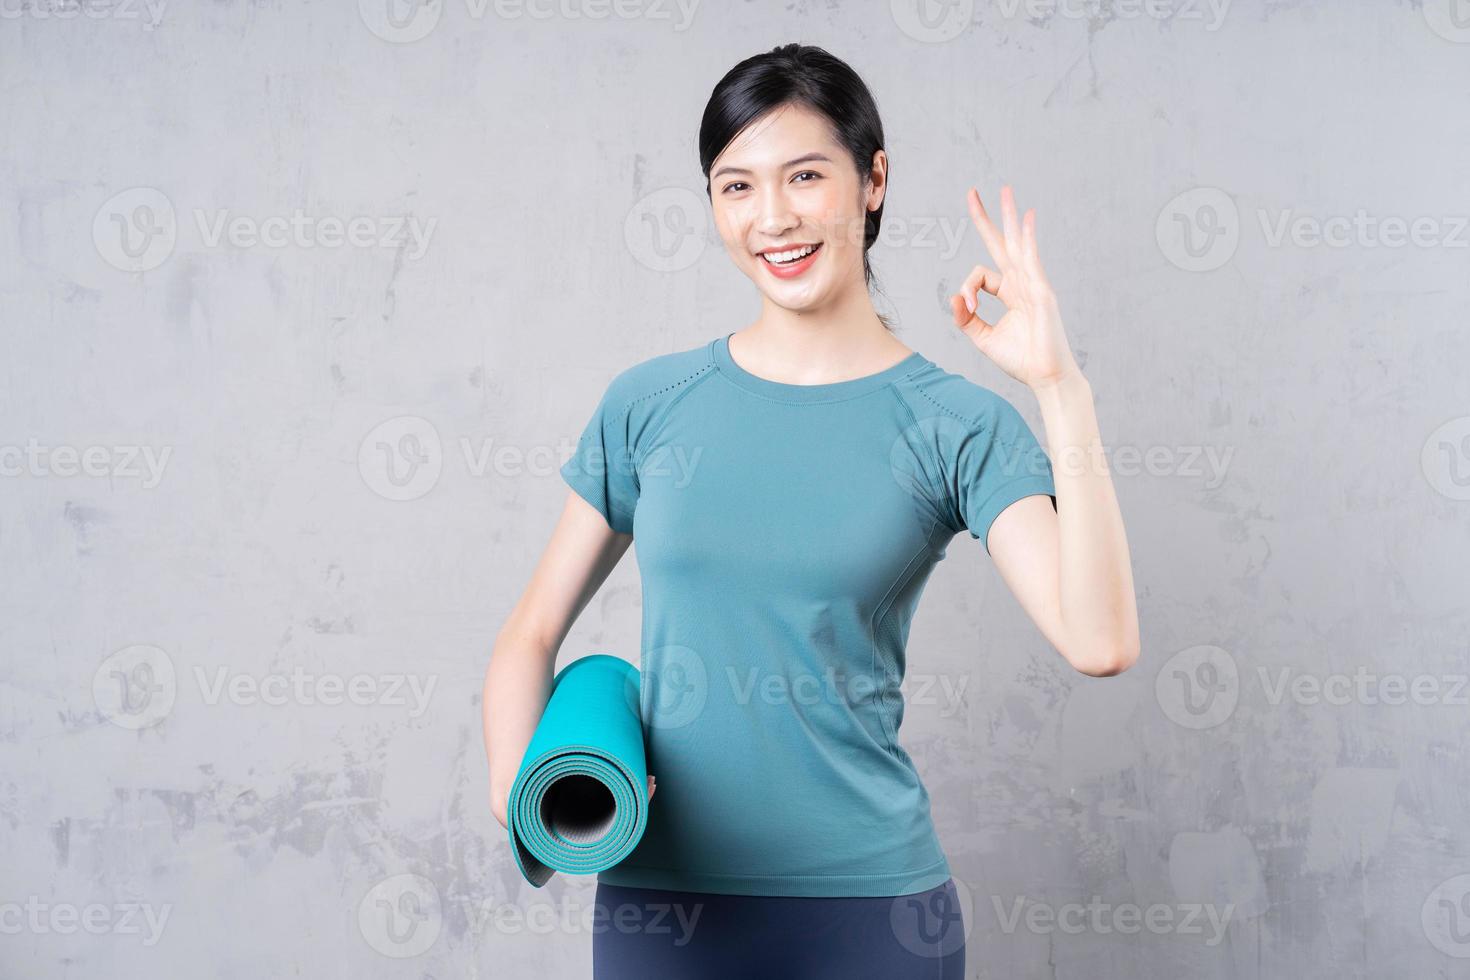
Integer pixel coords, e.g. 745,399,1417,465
757,241,823,279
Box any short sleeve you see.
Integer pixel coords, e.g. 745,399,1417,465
955,395,1056,555
560,380,639,535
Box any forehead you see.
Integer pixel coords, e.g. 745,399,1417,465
714,103,840,168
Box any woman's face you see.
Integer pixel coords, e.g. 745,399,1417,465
708,102,885,314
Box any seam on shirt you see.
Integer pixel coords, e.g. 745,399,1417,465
589,360,715,522
611,854,952,880
972,473,1056,528
615,355,715,413
888,383,965,538
710,360,930,406
614,362,717,690
970,473,1057,553
910,381,990,429
868,537,938,756
630,361,718,471
870,384,961,755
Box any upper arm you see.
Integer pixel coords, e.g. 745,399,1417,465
987,493,1069,660
938,387,1072,664
502,490,634,655
503,373,643,650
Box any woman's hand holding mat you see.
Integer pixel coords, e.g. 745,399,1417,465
506,654,653,888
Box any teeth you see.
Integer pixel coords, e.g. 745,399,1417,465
763,243,818,264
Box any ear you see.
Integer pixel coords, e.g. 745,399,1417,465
866,149,888,211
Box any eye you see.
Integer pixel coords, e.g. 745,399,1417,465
721,181,750,194
792,170,821,183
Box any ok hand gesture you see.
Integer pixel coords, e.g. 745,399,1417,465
949,185,1082,391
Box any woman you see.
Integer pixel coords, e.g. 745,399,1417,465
485,42,1139,978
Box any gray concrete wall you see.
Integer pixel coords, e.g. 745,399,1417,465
2,1,1467,977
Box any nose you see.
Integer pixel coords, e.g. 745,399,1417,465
755,182,799,239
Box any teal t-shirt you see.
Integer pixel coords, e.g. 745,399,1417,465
559,332,1056,898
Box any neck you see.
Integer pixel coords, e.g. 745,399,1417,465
738,281,909,385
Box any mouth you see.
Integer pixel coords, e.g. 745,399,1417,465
757,241,823,273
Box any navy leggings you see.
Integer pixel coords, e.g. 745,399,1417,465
591,877,966,979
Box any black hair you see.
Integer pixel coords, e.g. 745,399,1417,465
698,43,893,329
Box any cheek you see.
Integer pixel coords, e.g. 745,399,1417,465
713,206,751,254
806,191,862,250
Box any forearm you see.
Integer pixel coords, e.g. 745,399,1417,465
483,624,557,826
1031,371,1140,674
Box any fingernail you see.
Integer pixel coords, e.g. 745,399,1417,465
964,294,975,313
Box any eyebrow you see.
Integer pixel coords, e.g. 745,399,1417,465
710,152,834,180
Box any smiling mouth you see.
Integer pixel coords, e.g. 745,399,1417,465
759,242,822,266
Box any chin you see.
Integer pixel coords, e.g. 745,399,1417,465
761,286,825,313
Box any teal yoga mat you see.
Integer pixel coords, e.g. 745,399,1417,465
507,654,650,887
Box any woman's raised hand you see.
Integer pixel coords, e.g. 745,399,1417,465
949,185,1082,391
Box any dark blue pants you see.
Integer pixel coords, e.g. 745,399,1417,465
591,877,966,979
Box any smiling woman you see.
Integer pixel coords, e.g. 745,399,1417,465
574,44,973,978
485,39,1137,980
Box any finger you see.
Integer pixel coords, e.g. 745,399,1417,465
950,292,996,336
959,263,1005,313
967,187,1014,273
1001,185,1022,264
1020,208,1052,289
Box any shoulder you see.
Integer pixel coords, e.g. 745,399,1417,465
893,355,1026,430
597,339,718,418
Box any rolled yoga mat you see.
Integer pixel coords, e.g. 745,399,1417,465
507,653,650,887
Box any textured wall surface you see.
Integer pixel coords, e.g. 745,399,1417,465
3,2,1468,977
